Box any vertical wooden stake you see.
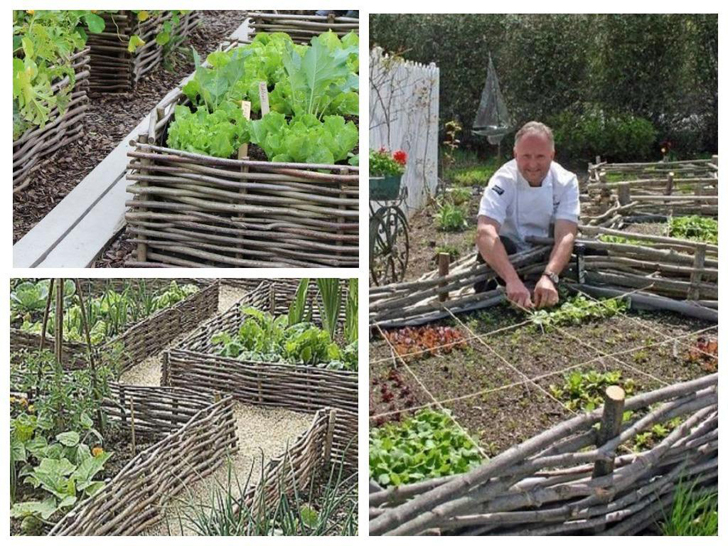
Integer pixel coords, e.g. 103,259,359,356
592,385,625,533
665,172,674,195
130,395,137,457
119,385,127,429
269,287,276,315
324,409,337,464
39,279,54,352
617,183,631,206
438,253,450,302
137,134,150,263
593,385,625,479
74,279,104,436
54,279,64,370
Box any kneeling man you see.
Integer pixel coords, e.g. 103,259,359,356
476,121,579,309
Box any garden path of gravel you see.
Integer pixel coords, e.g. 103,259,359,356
141,402,313,536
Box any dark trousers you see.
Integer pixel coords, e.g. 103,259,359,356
474,235,518,293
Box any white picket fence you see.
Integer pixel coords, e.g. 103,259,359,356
369,47,440,217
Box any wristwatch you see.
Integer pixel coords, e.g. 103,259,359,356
543,270,559,285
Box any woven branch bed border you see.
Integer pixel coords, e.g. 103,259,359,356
87,11,200,92
531,232,718,308
242,406,358,516
10,278,219,374
163,280,356,414
370,374,718,536
369,247,550,327
247,11,359,43
13,48,91,189
51,388,237,536
123,39,359,268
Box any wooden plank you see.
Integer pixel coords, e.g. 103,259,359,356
39,175,130,267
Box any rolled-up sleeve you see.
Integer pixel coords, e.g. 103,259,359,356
478,176,512,226
554,175,580,223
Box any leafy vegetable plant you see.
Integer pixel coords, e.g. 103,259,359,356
530,294,627,331
668,215,718,244
383,326,467,363
211,307,357,371
169,31,359,164
435,202,468,232
549,369,636,412
370,409,482,486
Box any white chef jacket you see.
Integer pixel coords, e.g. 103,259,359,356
478,159,580,251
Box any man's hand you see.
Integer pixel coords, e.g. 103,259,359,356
506,278,533,309
533,275,559,308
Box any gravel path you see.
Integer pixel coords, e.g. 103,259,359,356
119,283,248,386
141,402,313,536
15,10,248,244
218,284,247,313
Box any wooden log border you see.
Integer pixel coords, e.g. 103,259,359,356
87,11,200,93
9,278,220,374
369,374,718,536
586,157,718,218
13,48,91,189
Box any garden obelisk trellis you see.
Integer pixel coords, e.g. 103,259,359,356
473,54,514,160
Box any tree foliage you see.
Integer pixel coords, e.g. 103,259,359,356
370,14,717,161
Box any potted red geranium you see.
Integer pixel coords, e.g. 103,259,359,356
370,148,407,200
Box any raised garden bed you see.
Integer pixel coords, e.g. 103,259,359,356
164,280,358,414
13,48,91,190
247,11,359,43
87,11,200,93
370,373,717,535
10,278,219,373
124,30,360,268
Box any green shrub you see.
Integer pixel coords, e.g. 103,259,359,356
446,187,472,205
549,105,657,162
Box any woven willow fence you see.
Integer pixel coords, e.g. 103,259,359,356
247,11,359,43
13,48,91,190
124,40,359,268
585,157,718,225
87,11,200,92
370,374,717,536
241,406,357,516
10,278,219,374
50,389,237,536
